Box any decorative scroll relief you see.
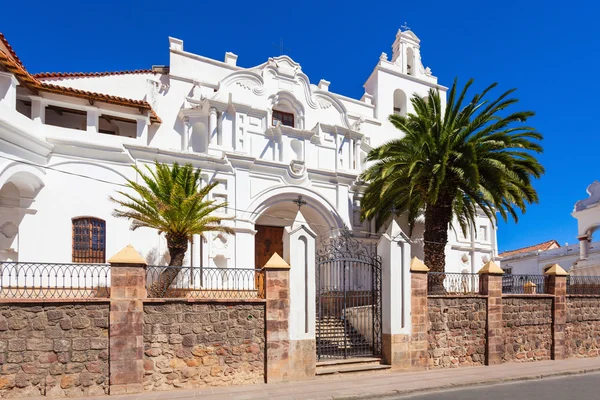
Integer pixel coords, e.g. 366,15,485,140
317,98,333,109
574,181,600,212
0,222,17,239
210,232,230,258
218,71,265,97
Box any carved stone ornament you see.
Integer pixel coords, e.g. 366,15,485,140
574,181,600,212
288,160,306,178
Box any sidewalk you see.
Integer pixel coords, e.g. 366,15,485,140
38,357,600,400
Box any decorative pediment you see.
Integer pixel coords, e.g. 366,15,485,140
266,56,302,78
574,181,600,212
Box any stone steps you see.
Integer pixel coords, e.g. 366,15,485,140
316,357,391,377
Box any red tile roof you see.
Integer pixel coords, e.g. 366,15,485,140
34,70,155,79
0,32,24,67
0,33,161,124
498,240,560,258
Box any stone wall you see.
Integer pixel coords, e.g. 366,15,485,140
143,301,265,391
0,302,109,398
502,297,552,362
427,297,487,368
566,296,600,358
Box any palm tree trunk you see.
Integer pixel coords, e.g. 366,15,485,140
148,233,188,297
423,200,453,273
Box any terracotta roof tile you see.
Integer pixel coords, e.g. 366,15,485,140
498,240,560,258
34,69,155,79
0,32,24,67
0,33,161,124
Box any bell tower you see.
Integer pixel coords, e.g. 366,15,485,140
391,26,423,77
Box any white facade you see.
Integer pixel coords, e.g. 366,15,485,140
0,28,496,271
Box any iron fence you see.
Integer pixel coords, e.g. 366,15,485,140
567,276,600,295
427,272,480,295
0,262,110,299
146,266,264,299
502,274,546,294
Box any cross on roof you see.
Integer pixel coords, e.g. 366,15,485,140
292,195,307,210
273,38,291,56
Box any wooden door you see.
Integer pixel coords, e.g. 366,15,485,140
255,225,284,269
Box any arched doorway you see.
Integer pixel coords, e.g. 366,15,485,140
0,164,45,261
248,186,382,360
249,187,342,270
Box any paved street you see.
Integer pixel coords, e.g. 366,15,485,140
397,372,600,400
27,357,600,400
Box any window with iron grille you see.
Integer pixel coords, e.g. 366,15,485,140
72,217,106,263
272,110,294,127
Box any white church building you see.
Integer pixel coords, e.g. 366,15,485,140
0,29,497,272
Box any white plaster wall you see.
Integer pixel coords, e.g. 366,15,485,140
16,158,162,263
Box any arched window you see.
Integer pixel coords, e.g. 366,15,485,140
272,110,294,127
393,89,407,116
72,217,106,263
406,47,414,76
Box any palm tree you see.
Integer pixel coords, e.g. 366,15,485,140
360,79,544,272
111,161,234,296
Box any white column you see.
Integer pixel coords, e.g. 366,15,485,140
334,132,340,171
0,71,19,110
283,211,317,362
579,235,589,259
378,220,411,335
378,220,412,367
181,117,190,151
86,107,99,134
336,184,350,227
355,139,361,172
208,107,217,145
349,138,354,171
136,116,149,145
30,96,46,124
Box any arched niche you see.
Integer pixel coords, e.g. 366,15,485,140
393,89,408,117
290,139,303,161
191,121,208,153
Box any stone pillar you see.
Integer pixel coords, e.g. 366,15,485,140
108,245,147,394
136,116,149,146
86,107,99,134
478,260,504,365
578,235,589,259
262,253,291,383
30,96,46,124
283,210,317,380
379,220,411,369
410,257,429,370
0,71,19,109
546,264,568,360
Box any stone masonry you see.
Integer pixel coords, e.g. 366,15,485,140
566,297,600,358
143,302,265,391
502,297,552,362
427,297,486,368
0,303,109,398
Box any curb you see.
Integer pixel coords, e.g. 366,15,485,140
332,367,600,400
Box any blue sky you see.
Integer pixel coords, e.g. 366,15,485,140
2,0,598,252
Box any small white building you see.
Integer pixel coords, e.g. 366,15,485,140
500,181,600,276
0,29,497,271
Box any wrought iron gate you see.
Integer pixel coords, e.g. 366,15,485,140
316,229,382,360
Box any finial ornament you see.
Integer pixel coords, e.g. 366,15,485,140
401,22,411,31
